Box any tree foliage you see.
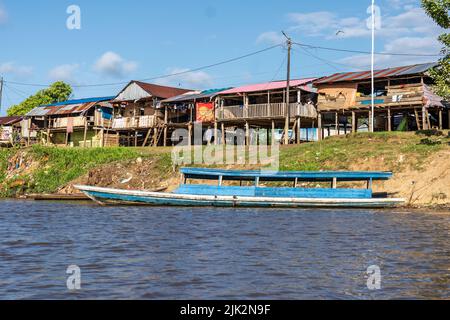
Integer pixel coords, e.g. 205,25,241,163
422,0,450,99
7,81,73,116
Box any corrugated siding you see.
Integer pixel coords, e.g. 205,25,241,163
114,82,152,102
314,63,438,84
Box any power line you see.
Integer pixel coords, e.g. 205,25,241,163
4,44,283,88
292,47,370,72
293,42,443,57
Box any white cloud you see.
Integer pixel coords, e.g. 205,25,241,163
48,64,79,83
94,51,137,78
158,68,213,89
0,62,33,77
256,31,285,45
0,5,7,24
288,11,337,36
259,5,445,69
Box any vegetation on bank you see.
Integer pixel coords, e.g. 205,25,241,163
0,146,160,197
0,132,449,202
279,131,448,172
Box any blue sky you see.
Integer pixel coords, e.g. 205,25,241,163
0,0,445,114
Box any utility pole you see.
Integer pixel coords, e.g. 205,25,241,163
282,31,292,145
370,0,375,133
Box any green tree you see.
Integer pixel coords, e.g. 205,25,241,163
7,81,73,116
422,0,450,99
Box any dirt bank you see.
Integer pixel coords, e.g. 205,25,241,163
1,132,449,209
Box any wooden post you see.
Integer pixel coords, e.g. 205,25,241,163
221,123,225,145
65,131,69,146
153,128,159,147
351,111,356,134
387,107,392,132
163,106,168,147
422,107,427,130
188,124,192,146
83,118,88,148
271,120,276,145
214,121,218,146
318,113,323,141
245,121,250,146
439,109,443,130
134,131,138,147
296,117,301,144
27,119,31,146
335,112,339,134
143,129,152,147
448,109,450,130
368,110,373,132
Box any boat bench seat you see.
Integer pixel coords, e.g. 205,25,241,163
175,185,373,199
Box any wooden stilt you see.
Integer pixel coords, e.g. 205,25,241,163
335,112,339,134
422,107,427,130
245,121,250,146
318,113,323,141
387,108,392,132
297,117,301,144
214,121,218,146
153,128,159,147
352,111,356,134
188,124,192,146
83,118,88,147
439,109,443,130
143,129,152,147
271,120,276,145
221,123,225,145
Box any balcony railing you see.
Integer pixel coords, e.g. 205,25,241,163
218,103,317,120
112,115,158,130
51,116,87,129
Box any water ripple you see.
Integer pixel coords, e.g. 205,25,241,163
0,200,449,299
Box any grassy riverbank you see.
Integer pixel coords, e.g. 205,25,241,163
1,131,449,206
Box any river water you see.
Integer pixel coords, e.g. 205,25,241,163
0,200,448,300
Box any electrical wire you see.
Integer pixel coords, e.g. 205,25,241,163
4,44,283,88
293,41,443,57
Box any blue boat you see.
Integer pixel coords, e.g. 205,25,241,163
75,168,405,208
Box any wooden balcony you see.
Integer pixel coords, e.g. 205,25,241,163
112,115,158,130
51,116,87,129
218,103,317,121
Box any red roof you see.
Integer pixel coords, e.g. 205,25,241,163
0,116,22,126
134,81,192,99
218,78,317,95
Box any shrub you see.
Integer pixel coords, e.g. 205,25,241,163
415,129,444,137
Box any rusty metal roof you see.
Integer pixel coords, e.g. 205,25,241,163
314,62,438,85
0,116,22,126
26,97,113,117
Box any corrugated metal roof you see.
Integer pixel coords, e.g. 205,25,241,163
314,62,438,84
26,97,113,117
41,96,114,108
0,116,22,126
217,78,317,95
113,81,193,102
162,88,233,103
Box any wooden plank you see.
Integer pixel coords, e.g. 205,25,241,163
142,129,152,147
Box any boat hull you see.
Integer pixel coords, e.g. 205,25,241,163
75,185,405,209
